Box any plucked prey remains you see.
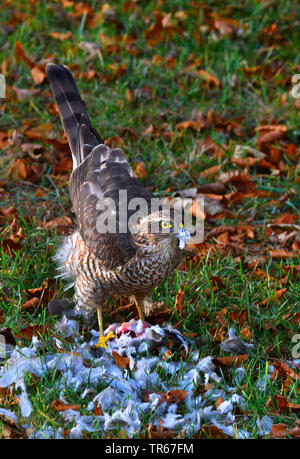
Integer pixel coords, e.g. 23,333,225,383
47,64,190,348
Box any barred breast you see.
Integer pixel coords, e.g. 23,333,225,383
54,231,181,298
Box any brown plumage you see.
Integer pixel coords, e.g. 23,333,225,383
47,63,189,347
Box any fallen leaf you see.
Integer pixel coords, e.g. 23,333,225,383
16,324,50,341
210,276,227,291
148,423,175,439
197,69,220,88
53,157,73,175
257,129,285,146
176,120,205,131
0,413,26,439
269,424,300,439
134,161,147,179
112,351,130,369
200,164,221,178
49,31,73,40
260,288,287,307
269,249,293,259
41,216,72,233
51,400,81,412
174,287,184,316
166,389,188,404
213,354,248,368
266,395,300,414
20,297,40,310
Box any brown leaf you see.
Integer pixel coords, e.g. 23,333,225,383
0,413,26,439
272,213,298,225
53,157,73,175
25,123,53,140
20,297,40,310
0,206,18,218
200,164,221,178
266,395,300,414
176,120,206,131
223,172,255,192
112,351,130,369
16,324,50,341
213,354,248,368
30,66,46,84
260,288,287,307
270,361,299,382
198,182,227,195
237,309,248,327
197,69,220,88
269,424,300,439
15,41,33,67
210,276,226,291
42,216,72,231
134,161,147,179
51,400,81,412
189,199,206,220
50,31,73,40
0,327,17,347
240,326,251,340
174,287,184,316
269,249,293,259
15,41,46,84
166,389,188,404
216,231,229,244
10,158,29,179
104,136,123,149
254,124,287,133
205,225,235,240
142,388,187,405
145,11,180,47
257,129,285,146
148,423,175,439
125,88,133,103
2,238,23,256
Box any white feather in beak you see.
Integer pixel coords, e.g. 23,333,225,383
176,226,191,250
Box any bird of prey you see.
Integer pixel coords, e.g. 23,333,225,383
47,63,191,348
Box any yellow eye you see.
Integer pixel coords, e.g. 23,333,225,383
161,221,173,229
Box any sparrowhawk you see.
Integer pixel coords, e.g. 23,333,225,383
47,63,190,348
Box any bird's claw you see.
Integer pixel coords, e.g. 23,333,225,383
95,331,115,348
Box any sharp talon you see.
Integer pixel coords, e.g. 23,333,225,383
95,331,115,348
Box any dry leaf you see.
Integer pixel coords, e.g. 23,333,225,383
175,287,184,316
269,249,294,259
51,400,81,412
148,423,175,439
112,351,130,369
199,424,230,439
213,354,248,368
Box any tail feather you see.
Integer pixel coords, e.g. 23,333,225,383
46,63,103,166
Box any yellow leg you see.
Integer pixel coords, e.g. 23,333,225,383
95,306,115,348
134,298,145,322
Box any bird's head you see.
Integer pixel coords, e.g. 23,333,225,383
132,211,190,252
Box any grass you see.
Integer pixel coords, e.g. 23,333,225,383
0,0,299,439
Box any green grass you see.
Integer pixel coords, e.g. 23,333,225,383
0,0,299,439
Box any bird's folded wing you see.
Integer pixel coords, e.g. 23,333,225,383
47,63,154,268
70,142,154,269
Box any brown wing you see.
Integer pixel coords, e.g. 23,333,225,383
47,63,154,268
